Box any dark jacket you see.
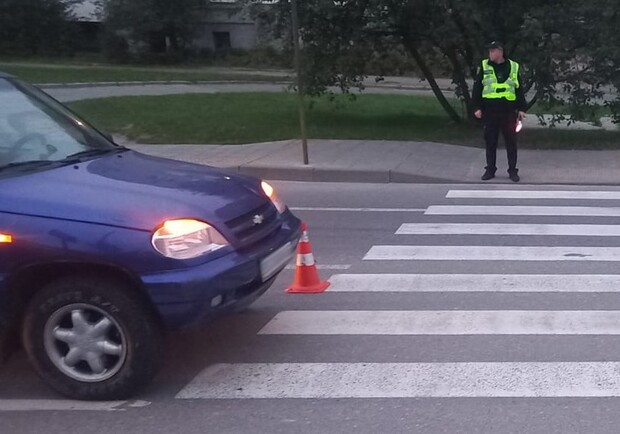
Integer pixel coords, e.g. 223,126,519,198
472,58,527,113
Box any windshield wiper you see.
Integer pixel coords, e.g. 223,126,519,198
64,147,126,161
0,160,56,173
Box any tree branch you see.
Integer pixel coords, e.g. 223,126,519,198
447,0,478,79
446,45,473,119
402,37,463,123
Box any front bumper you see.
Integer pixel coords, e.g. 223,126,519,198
141,216,301,329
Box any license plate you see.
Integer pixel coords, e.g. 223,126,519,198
260,241,295,282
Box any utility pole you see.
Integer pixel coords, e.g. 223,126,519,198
291,0,309,165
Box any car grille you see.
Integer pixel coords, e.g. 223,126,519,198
225,202,280,246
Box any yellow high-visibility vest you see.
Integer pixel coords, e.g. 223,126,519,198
481,59,519,101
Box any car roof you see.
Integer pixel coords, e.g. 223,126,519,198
0,71,14,78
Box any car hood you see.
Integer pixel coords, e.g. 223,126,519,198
0,150,268,231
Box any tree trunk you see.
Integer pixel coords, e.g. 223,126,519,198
446,46,475,122
403,38,462,123
527,93,538,111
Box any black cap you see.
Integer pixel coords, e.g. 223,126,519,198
486,40,504,50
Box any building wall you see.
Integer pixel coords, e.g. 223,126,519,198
69,0,100,22
198,3,258,51
71,0,271,52
196,23,257,51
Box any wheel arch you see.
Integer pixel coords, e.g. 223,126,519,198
5,262,161,329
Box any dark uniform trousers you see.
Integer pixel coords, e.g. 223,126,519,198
483,109,518,174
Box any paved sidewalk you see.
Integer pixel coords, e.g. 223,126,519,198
44,80,445,102
40,77,620,186
126,139,620,185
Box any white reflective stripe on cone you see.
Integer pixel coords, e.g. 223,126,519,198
296,253,316,266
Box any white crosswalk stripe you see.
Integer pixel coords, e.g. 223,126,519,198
446,190,620,200
396,223,620,236
178,187,620,401
364,245,620,261
258,310,620,335
327,274,620,292
290,207,426,212
176,362,620,399
426,205,620,216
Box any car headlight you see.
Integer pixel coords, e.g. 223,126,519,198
261,181,287,214
152,219,229,259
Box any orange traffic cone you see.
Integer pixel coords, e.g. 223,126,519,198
286,222,330,294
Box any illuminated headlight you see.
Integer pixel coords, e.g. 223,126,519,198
152,219,229,259
261,181,287,214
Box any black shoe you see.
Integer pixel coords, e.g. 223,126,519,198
481,170,495,181
509,172,520,182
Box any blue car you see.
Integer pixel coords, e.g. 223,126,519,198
0,73,301,400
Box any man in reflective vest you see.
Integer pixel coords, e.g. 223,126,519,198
473,41,527,182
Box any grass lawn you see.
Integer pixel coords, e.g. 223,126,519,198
67,93,620,149
0,62,286,84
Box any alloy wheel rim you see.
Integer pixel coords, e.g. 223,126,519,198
43,303,127,382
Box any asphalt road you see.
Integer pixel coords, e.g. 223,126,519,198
4,182,620,433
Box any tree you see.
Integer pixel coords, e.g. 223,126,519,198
246,0,618,124
244,0,373,96
589,0,620,123
0,0,80,55
101,0,205,61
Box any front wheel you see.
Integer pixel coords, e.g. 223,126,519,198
22,276,163,400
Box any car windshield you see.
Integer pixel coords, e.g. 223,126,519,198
0,77,120,169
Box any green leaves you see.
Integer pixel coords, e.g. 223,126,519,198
101,0,204,58
253,0,620,125
0,0,75,55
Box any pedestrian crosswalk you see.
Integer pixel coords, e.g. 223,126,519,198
176,362,620,399
327,274,620,292
426,205,620,216
396,223,620,236
364,245,620,261
258,310,620,335
446,190,620,200
177,188,620,400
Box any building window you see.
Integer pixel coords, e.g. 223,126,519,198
213,32,231,53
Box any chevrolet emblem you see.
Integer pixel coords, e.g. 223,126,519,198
253,214,264,225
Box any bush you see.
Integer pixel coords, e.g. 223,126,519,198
0,0,76,56
133,50,191,65
192,46,291,69
102,33,131,64
365,46,419,76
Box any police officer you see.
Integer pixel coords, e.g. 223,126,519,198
473,41,527,182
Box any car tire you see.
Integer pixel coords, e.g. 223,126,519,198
22,276,163,400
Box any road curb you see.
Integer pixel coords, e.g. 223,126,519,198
227,165,467,184
224,165,620,185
